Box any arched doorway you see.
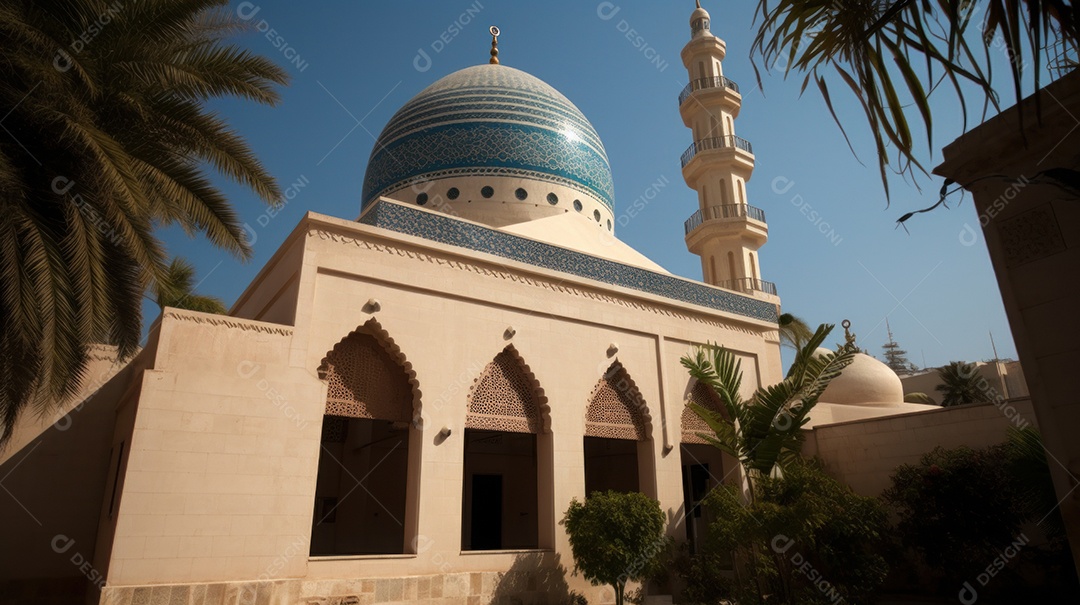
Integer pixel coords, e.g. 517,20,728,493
461,345,552,550
583,361,653,497
311,319,420,556
680,380,732,556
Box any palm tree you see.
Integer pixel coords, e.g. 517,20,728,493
0,0,287,446
935,361,985,406
681,323,856,493
751,1,1080,199
778,312,813,350
903,392,937,405
154,258,228,315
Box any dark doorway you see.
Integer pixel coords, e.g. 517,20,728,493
461,429,538,550
310,417,409,556
680,442,729,563
470,474,503,550
583,436,639,495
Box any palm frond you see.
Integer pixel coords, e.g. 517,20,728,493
0,0,286,447
752,0,1079,201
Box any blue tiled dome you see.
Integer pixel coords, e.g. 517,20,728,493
362,65,614,211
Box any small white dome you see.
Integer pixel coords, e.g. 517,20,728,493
818,352,904,406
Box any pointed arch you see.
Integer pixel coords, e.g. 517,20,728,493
317,318,421,425
681,380,729,444
461,345,553,550
585,361,652,441
311,318,422,556
465,345,550,434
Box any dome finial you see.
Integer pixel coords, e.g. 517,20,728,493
489,26,501,65
696,0,701,8
842,319,862,353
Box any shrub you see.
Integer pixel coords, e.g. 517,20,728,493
693,460,889,604
884,435,1078,600
562,490,668,605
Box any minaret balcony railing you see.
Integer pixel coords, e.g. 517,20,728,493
680,135,753,167
684,203,767,234
717,277,778,297
678,76,740,105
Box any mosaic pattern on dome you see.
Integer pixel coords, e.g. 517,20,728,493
364,123,613,208
420,65,579,101
379,101,605,155
362,64,614,210
466,349,544,434
585,363,649,441
359,200,779,323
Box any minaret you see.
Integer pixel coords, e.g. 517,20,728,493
679,1,774,298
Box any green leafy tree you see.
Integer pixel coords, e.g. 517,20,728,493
681,323,855,491
0,0,287,446
884,435,1077,599
697,460,890,604
751,0,1080,198
154,258,228,315
935,361,985,406
561,490,668,605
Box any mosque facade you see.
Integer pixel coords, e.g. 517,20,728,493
0,4,1028,604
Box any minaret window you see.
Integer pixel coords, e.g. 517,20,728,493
481,186,495,198
447,187,460,200
547,192,559,205
573,200,583,212
515,188,528,200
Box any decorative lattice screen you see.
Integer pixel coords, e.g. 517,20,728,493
681,381,726,444
466,349,542,434
321,331,412,423
585,364,648,441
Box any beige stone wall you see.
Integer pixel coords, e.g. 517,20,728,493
0,209,779,604
899,361,1029,404
231,224,307,325
0,345,131,597
811,399,1037,497
935,69,1080,573
104,311,323,588
100,567,579,605
91,212,782,603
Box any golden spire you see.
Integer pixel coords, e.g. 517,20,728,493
842,319,862,353
489,26,501,65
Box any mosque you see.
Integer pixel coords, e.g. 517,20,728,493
0,4,1034,604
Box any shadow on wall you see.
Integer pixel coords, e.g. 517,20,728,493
490,552,585,605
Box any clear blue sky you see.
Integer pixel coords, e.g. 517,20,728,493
150,0,1024,368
